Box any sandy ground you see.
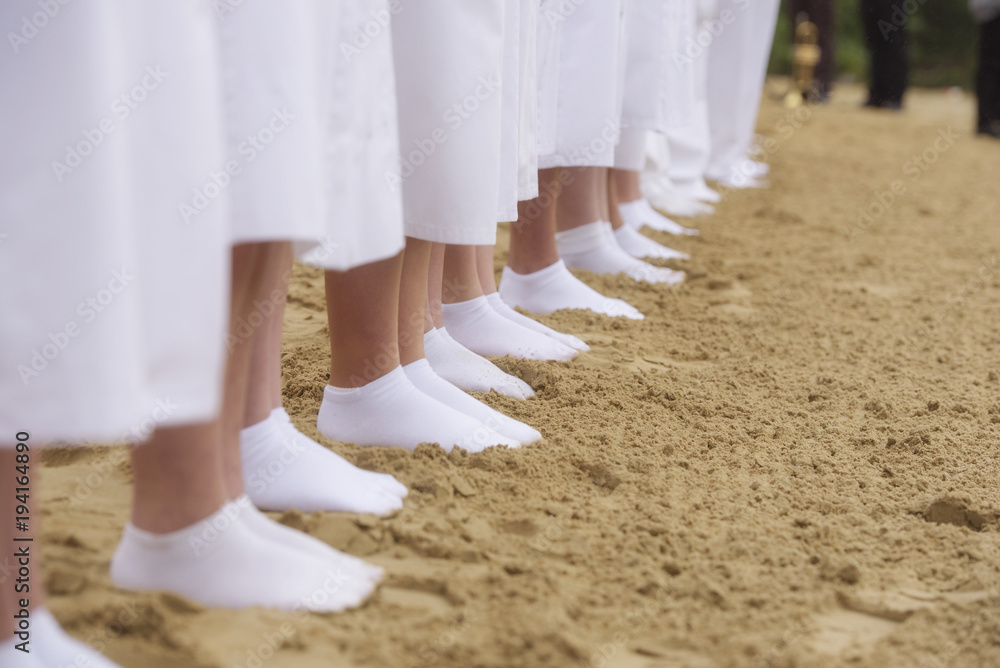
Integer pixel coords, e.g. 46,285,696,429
36,81,1000,667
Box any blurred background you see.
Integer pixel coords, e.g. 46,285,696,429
769,0,978,88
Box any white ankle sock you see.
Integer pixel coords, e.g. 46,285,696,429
483,292,589,352
499,260,645,319
403,360,541,445
556,221,686,286
644,186,715,217
111,504,376,612
673,179,722,204
232,495,384,583
620,200,700,236
240,410,405,515
613,224,690,261
271,408,409,498
424,328,535,399
316,366,521,452
15,608,122,668
441,296,578,361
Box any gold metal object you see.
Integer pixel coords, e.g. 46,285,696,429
784,21,821,108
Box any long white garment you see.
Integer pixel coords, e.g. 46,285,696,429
305,0,405,269
0,1,229,444
705,0,779,180
615,0,696,171
390,1,506,245
217,1,325,246
536,0,627,169
499,0,541,216
666,0,714,188
733,0,780,163
497,0,522,222
516,0,540,201
220,1,404,269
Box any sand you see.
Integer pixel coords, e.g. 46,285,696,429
37,81,1000,667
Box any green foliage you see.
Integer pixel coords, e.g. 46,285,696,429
768,0,980,89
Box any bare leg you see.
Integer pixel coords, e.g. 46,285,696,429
399,238,432,366
130,422,227,534
222,243,277,499
555,166,604,232
442,245,485,305
608,168,626,231
242,242,292,429
613,167,643,204
475,246,498,295
427,242,446,329
325,252,403,388
507,168,563,274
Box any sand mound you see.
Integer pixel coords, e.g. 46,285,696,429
40,81,1000,667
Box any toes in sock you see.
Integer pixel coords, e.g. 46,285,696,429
499,260,645,319
111,504,376,612
233,496,384,583
442,296,578,361
241,410,404,515
556,221,685,286
404,359,541,445
424,328,535,399
620,200,700,236
316,366,520,452
483,292,589,352
613,224,690,261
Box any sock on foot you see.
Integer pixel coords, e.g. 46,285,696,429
233,496,384,583
316,366,521,452
613,224,690,261
272,408,408,498
424,328,535,399
442,296,578,361
556,221,685,286
499,260,645,319
404,360,541,445
643,186,715,217
110,504,376,612
483,292,589,352
241,412,404,515
620,200,700,236
672,180,721,204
